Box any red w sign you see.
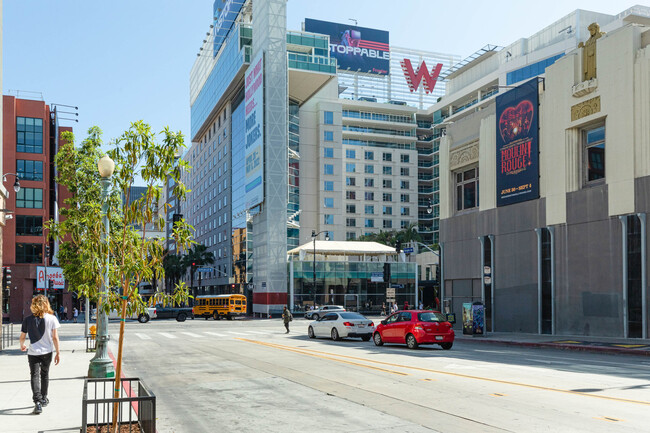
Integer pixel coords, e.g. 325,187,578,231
400,59,443,94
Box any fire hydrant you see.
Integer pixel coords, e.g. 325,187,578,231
89,325,97,340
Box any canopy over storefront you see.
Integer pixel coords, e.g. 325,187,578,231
288,241,396,257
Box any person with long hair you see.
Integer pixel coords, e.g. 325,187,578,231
19,295,61,415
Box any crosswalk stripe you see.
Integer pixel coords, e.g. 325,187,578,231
135,333,151,340
224,331,246,335
245,330,268,335
181,332,204,338
204,332,226,337
159,332,177,339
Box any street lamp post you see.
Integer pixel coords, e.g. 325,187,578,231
311,229,330,306
88,155,116,378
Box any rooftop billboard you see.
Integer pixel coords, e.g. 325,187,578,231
305,18,390,75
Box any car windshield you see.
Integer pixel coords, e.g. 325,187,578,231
417,312,447,322
339,312,365,320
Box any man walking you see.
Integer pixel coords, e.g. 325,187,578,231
282,305,293,333
19,295,61,415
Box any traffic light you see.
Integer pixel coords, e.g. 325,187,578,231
383,262,391,283
45,245,50,263
395,240,402,253
4,268,12,291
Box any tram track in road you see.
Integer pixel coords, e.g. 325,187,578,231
238,338,650,408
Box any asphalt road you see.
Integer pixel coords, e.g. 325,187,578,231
105,318,650,433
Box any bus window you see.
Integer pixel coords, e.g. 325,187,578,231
235,300,241,305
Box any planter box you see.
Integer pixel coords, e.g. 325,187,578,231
82,377,156,433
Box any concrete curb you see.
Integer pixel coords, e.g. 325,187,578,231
459,336,650,356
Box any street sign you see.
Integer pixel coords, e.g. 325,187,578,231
403,247,414,254
371,272,384,282
197,268,213,273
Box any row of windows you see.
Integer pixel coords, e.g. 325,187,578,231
343,219,414,229
343,205,411,216
16,117,44,154
326,179,411,189
332,163,412,176
343,191,411,202
17,160,44,181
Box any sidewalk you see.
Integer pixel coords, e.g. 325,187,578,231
0,327,93,433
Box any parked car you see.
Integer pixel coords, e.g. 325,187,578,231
107,306,157,323
153,304,194,322
373,310,455,350
308,312,375,341
304,305,346,320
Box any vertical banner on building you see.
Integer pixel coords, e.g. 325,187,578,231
244,51,264,209
496,78,540,206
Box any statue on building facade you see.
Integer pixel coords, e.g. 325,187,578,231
578,23,606,81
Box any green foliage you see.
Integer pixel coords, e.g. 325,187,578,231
355,223,424,248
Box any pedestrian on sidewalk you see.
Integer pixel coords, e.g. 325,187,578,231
73,307,78,323
19,295,61,415
63,306,68,322
282,305,293,333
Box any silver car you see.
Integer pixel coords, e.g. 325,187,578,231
308,312,375,341
304,305,346,320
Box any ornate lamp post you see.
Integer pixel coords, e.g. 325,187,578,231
88,155,116,378
311,229,330,306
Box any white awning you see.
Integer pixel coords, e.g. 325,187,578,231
287,241,396,256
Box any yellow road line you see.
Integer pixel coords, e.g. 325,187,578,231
594,416,623,422
237,338,650,407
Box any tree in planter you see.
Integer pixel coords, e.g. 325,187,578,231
47,122,193,432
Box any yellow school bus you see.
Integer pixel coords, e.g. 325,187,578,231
193,294,247,320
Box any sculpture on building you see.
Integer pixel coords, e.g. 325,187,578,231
578,23,606,81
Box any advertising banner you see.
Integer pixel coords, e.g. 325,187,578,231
36,266,65,289
462,303,473,335
304,18,390,75
244,51,264,209
496,78,540,206
472,302,485,335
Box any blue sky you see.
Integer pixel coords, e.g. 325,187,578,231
4,0,640,159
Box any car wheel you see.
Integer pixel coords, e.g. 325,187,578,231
213,311,219,320
373,332,384,346
440,342,453,350
331,327,341,341
406,334,419,349
176,313,187,322
313,314,319,320
308,326,315,339
227,315,233,321
361,335,371,342
138,314,149,324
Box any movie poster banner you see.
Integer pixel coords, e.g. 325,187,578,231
244,51,264,209
496,78,539,207
304,18,390,75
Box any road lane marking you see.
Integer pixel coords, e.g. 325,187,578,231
159,332,177,339
490,393,507,397
204,332,227,337
421,378,436,382
237,338,408,376
134,333,151,340
238,339,650,407
180,332,204,338
594,417,623,422
224,331,247,335
245,331,269,335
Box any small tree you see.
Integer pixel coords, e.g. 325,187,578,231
47,122,193,432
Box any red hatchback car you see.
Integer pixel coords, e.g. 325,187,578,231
373,310,455,350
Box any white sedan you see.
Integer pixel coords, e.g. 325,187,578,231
308,312,375,341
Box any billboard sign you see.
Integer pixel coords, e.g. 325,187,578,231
245,51,264,209
401,59,443,94
213,0,245,56
496,78,540,206
36,266,65,289
304,18,390,75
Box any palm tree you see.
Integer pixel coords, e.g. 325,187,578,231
195,246,215,292
162,253,184,294
183,245,215,301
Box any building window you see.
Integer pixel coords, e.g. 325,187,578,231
16,242,42,263
364,164,374,174
400,154,410,163
400,194,410,203
365,219,375,228
345,163,355,173
364,151,374,160
364,192,374,201
324,214,334,225
383,193,392,202
324,197,334,208
324,181,334,191
346,149,355,159
346,191,356,200
16,215,43,236
383,166,392,175
16,188,43,208
324,164,334,175
324,147,334,158
16,117,43,154
382,152,392,162
584,124,605,183
401,220,409,229
383,220,393,229
383,179,392,189
17,160,44,181
324,131,334,141
401,181,409,190
365,178,374,187
365,205,374,214
346,177,356,186
346,218,356,227
401,207,410,216
324,111,333,125
401,167,409,176
346,204,356,214
383,206,392,215
346,232,356,240
456,166,479,211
